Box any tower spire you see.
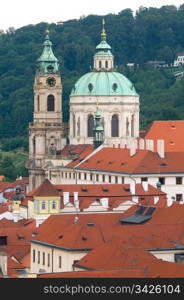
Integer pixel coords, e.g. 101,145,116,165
101,18,106,40
37,30,59,74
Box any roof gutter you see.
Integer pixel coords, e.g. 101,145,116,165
31,239,92,252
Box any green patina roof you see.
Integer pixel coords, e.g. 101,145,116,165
37,32,59,74
71,71,138,96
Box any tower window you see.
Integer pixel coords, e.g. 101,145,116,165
87,114,94,137
131,114,135,137
47,94,55,112
77,117,80,136
37,95,40,111
33,137,36,155
99,61,102,68
111,114,119,137
105,61,108,68
73,114,76,137
47,65,54,73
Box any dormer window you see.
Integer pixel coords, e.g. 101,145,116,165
88,83,93,92
112,83,118,91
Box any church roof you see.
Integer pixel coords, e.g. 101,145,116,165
70,71,138,96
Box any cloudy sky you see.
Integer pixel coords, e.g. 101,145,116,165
1,0,184,31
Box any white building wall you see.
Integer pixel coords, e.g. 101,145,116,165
30,243,88,274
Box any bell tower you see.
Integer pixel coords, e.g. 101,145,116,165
28,30,65,191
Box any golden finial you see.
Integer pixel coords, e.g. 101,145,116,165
101,18,106,38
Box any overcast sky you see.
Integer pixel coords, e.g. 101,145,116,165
1,0,184,31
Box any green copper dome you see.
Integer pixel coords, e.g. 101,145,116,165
71,71,138,96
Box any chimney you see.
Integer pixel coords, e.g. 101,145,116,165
100,197,109,208
167,197,173,207
0,252,8,277
132,196,138,203
157,139,165,159
130,140,136,156
63,192,69,205
12,211,20,223
146,139,154,152
130,182,135,195
142,181,148,192
74,216,79,224
139,139,145,150
35,218,44,228
73,192,79,209
154,196,159,205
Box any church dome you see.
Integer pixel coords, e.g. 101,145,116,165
70,71,138,96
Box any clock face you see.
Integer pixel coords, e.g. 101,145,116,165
46,77,56,87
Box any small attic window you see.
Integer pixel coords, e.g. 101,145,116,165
112,83,118,91
171,125,176,129
140,197,145,200
97,160,101,164
81,187,88,192
58,235,64,239
160,163,167,167
170,141,174,145
121,162,125,165
102,188,109,192
124,188,130,192
82,236,88,241
88,83,93,92
86,222,95,227
108,161,114,165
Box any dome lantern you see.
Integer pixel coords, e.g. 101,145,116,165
93,19,114,72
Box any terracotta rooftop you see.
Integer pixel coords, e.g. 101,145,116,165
70,147,184,174
33,179,60,197
38,268,147,278
75,238,184,277
62,144,94,168
145,121,184,152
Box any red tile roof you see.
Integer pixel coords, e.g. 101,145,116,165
73,147,184,174
145,121,184,152
28,181,166,211
38,268,147,278
0,182,13,192
75,239,184,277
33,179,60,197
60,144,94,168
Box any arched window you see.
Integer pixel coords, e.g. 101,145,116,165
111,114,119,137
52,201,57,209
77,117,80,136
87,114,94,137
73,114,76,137
131,114,134,137
47,94,55,111
105,61,108,68
37,95,40,112
33,137,36,155
41,201,46,210
126,117,129,137
99,61,102,68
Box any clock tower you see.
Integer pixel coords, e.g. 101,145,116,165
28,31,65,191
